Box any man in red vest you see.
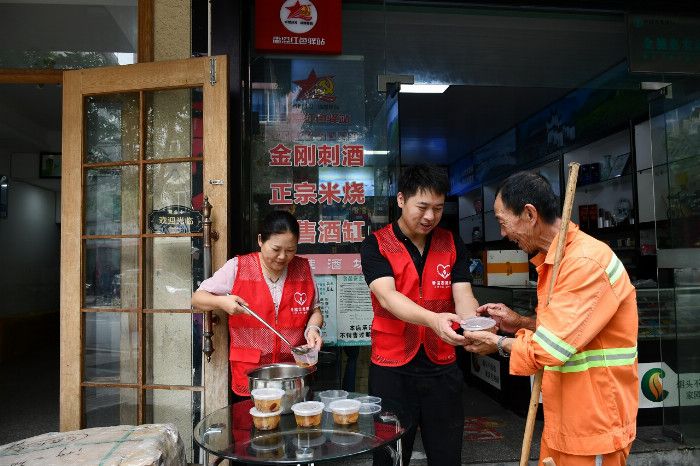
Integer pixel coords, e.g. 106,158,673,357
361,164,479,466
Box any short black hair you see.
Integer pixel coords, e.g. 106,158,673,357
398,164,450,199
496,171,560,224
259,210,299,241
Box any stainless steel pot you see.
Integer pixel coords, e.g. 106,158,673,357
247,363,316,414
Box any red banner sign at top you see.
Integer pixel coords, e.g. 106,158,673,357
255,0,342,54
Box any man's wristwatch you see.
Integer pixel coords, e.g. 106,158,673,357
497,335,510,358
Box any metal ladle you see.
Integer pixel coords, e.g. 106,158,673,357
239,303,312,355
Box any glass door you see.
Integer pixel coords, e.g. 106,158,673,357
648,79,700,445
60,56,229,461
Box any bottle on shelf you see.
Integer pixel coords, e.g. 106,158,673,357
472,226,482,242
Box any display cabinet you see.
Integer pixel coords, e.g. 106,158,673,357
636,288,676,341
563,129,635,230
458,186,484,245
482,181,500,242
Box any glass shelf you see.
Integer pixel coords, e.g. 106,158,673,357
576,172,633,192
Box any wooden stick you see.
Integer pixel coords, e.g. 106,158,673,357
542,458,557,466
519,162,580,466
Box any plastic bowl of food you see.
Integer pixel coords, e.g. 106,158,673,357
319,389,349,411
251,387,285,413
460,316,497,333
329,399,361,425
355,395,381,405
292,347,319,368
249,407,282,430
291,401,324,427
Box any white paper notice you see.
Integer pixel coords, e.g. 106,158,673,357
336,274,373,345
315,274,337,344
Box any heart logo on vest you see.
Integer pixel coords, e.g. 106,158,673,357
436,264,451,279
294,292,307,306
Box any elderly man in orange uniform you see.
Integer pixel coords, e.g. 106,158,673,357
464,171,638,466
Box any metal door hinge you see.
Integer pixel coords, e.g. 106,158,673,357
209,58,217,86
209,179,224,185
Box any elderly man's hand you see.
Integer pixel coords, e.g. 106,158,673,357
463,330,500,355
476,303,523,334
429,313,466,346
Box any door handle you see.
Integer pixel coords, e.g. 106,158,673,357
202,196,218,362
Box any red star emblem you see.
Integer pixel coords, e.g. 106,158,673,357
286,1,312,21
293,69,336,102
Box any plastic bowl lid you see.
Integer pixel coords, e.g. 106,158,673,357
461,316,497,331
355,395,381,404
329,399,361,414
291,401,324,416
296,432,327,448
250,435,284,450
319,389,348,399
249,407,282,418
251,387,285,400
359,403,382,415
331,432,363,446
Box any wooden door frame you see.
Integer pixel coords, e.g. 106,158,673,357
60,55,229,431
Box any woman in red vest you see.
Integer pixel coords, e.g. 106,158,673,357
192,210,323,396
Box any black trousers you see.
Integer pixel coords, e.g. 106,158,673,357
369,362,464,466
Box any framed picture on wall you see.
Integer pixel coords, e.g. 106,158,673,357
39,152,61,178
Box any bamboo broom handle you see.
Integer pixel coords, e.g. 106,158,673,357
519,162,580,466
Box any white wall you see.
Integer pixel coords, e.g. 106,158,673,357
0,152,60,317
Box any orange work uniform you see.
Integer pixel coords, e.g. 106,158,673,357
510,224,639,462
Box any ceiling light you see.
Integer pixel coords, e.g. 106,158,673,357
400,84,449,94
641,82,671,90
364,150,390,155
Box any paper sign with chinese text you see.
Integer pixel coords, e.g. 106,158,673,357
335,274,373,346
471,354,501,390
315,274,337,344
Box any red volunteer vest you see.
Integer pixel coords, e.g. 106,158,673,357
229,253,315,396
371,224,457,366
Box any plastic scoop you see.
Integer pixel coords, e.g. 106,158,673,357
239,302,311,354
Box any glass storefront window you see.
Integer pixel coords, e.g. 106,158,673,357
246,3,700,445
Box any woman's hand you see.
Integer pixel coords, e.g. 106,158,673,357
304,325,323,351
220,294,249,315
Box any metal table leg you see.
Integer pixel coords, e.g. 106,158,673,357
384,437,403,466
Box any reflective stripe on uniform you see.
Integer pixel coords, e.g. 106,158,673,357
544,346,638,373
606,253,624,285
533,325,577,363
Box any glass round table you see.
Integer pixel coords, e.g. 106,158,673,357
194,394,412,465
